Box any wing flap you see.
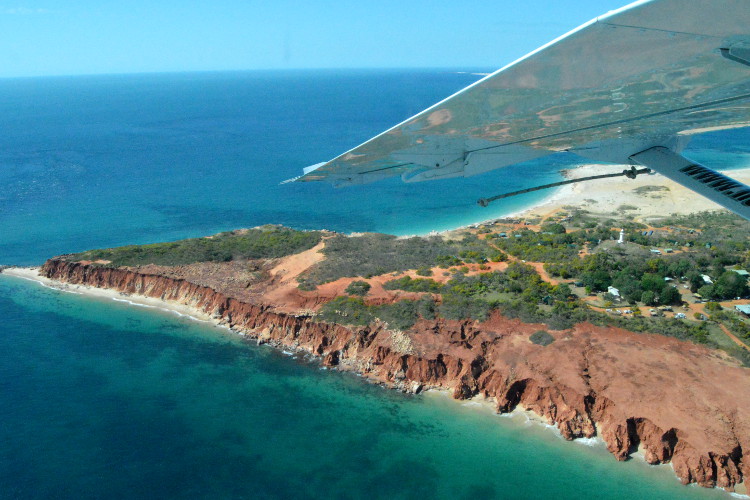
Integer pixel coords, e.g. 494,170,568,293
631,147,750,219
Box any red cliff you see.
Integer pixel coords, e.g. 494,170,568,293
41,258,750,491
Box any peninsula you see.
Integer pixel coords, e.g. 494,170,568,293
8,181,750,494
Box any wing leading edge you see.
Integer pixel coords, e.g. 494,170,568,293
293,0,750,218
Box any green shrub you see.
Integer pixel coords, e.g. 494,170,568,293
489,251,508,263
437,255,463,268
318,297,429,330
416,267,433,276
416,295,436,320
540,223,566,234
318,297,373,326
374,301,419,330
383,276,442,293
345,280,371,296
297,278,317,291
704,301,722,312
439,295,492,321
529,330,555,346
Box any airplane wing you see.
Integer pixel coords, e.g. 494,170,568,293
292,0,750,219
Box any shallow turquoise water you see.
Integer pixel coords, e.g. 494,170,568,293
0,274,731,499
1,70,749,499
0,70,569,265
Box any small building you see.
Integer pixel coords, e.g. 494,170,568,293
735,305,750,316
607,286,621,299
732,269,750,278
701,274,713,284
650,249,661,254
665,248,674,253
675,313,687,319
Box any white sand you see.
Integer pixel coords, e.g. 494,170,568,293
1,266,222,327
474,163,750,224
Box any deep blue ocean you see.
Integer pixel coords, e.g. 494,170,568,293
1,70,748,499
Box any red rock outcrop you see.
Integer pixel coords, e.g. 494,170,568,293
41,258,750,491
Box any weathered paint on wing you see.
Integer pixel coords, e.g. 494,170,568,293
296,0,750,188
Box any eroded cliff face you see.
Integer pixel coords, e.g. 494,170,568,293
41,259,749,491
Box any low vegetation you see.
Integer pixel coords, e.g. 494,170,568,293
67,226,323,267
71,208,750,364
301,233,502,285
633,185,669,196
383,276,442,293
530,330,555,346
317,296,435,330
344,280,371,296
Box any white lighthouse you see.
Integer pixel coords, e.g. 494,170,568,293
617,229,625,244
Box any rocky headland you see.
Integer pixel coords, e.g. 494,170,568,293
37,255,750,492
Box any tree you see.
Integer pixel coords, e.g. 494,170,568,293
686,272,705,293
659,286,682,305
641,273,665,294
541,223,566,234
668,259,692,278
712,271,749,299
641,290,658,306
582,269,611,292
698,284,715,300
552,283,573,301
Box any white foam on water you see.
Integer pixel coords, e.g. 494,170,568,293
12,275,83,295
110,296,209,323
112,297,160,309
574,436,603,447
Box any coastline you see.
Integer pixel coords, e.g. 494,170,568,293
4,264,749,496
2,267,219,326
3,266,581,437
447,163,750,233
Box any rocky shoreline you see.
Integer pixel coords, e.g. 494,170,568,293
34,257,750,493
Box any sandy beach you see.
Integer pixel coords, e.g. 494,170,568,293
5,218,750,495
508,163,750,223
2,266,579,432
2,267,222,327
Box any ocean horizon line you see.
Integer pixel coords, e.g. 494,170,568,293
0,66,498,82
